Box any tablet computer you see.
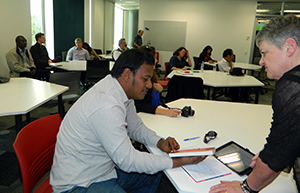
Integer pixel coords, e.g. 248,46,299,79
214,141,255,176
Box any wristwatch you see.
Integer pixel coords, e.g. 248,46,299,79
240,179,259,193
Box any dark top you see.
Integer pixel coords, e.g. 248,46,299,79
168,55,188,74
30,43,50,69
134,88,157,114
260,65,300,173
199,52,213,63
133,35,143,48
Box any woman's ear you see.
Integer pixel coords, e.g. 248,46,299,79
284,38,297,57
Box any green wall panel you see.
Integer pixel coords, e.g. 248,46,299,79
53,0,84,57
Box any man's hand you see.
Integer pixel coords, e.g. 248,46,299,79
172,156,206,168
209,181,243,193
30,68,36,75
157,137,180,153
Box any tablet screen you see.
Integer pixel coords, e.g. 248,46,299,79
214,141,255,175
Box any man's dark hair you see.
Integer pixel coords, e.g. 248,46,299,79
35,33,44,42
223,49,233,58
111,49,155,78
15,35,25,43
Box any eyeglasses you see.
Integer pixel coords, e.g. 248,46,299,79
203,131,217,144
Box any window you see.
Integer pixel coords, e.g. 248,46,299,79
113,5,124,50
30,0,54,58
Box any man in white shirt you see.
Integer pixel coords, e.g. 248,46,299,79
218,49,234,73
112,38,128,61
50,49,205,193
66,38,90,61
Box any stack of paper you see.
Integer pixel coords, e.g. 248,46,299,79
182,156,232,183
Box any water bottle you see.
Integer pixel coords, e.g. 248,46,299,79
201,62,204,72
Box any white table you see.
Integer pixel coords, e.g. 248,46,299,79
0,78,68,133
168,70,264,103
139,99,297,193
50,60,115,71
204,62,262,74
50,60,87,71
99,54,113,60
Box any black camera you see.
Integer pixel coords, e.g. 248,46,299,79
181,106,195,117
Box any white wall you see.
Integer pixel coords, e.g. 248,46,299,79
85,0,105,50
0,0,32,75
139,0,257,70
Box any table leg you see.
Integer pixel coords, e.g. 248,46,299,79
255,87,260,104
212,88,217,100
26,112,30,124
15,115,22,134
206,87,211,100
58,94,65,119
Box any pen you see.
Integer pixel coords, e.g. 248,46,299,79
184,137,200,141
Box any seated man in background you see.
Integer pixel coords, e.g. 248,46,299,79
218,48,234,73
6,35,36,78
112,38,128,61
66,38,90,61
50,49,205,193
30,33,52,81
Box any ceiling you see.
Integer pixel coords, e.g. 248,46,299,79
109,0,300,11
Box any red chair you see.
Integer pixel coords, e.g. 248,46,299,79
157,62,170,87
13,114,62,193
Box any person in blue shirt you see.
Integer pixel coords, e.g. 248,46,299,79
168,47,192,75
66,38,90,61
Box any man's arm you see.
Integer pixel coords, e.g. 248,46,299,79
85,50,90,60
66,48,73,61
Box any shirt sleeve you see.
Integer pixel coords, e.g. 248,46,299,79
88,101,172,174
259,76,300,172
85,50,90,60
66,48,73,61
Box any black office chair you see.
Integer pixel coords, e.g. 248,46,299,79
94,49,102,55
85,60,110,87
193,56,201,70
166,75,205,103
61,51,67,61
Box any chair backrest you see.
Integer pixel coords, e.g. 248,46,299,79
164,62,169,80
61,51,67,61
166,75,204,103
49,72,81,101
193,57,201,70
13,114,61,193
94,48,102,55
216,64,220,71
86,60,110,83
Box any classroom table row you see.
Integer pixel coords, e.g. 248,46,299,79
167,70,264,103
0,78,68,133
139,99,297,193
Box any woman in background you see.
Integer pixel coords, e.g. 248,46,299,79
197,45,217,70
199,45,217,63
82,42,102,60
135,46,182,117
168,47,192,74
